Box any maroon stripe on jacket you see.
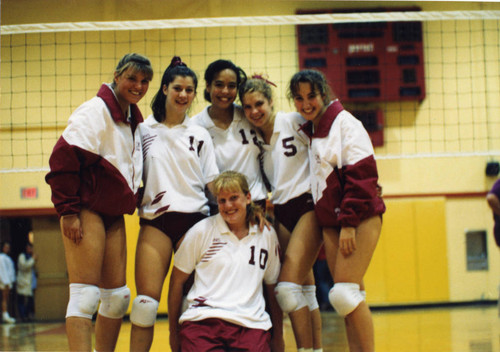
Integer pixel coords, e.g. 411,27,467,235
45,137,138,217
96,84,144,132
315,155,385,228
313,100,344,138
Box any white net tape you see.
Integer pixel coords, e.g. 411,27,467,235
2,11,500,34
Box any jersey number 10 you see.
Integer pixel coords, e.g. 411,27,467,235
249,246,269,269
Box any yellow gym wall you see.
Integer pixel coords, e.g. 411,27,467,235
2,1,499,314
365,198,449,305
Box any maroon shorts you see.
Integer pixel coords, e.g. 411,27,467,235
99,214,123,231
273,193,315,233
180,318,271,352
140,212,206,248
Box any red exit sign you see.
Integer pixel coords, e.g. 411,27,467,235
20,187,38,199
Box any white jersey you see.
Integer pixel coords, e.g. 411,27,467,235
262,111,311,205
139,115,219,219
174,214,281,330
191,104,267,202
17,253,35,296
0,253,16,286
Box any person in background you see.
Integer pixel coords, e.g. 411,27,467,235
191,59,268,212
0,241,16,324
239,76,323,352
486,178,500,248
486,177,500,316
288,69,385,352
45,53,153,352
17,242,36,322
129,56,219,352
168,171,283,352
30,257,37,321
312,245,333,311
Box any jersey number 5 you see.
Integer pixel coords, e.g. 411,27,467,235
282,136,297,157
249,246,268,269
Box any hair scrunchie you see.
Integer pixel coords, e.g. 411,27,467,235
251,73,277,87
170,56,187,68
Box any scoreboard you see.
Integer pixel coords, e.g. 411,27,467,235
297,8,426,102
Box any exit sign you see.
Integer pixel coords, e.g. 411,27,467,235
20,187,38,199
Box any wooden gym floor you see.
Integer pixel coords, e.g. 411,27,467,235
0,304,498,351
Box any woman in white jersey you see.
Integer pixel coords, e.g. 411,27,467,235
239,76,323,352
45,53,153,352
168,171,283,352
129,57,219,351
190,60,268,212
288,69,385,352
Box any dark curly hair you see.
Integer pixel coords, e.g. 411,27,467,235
203,59,247,102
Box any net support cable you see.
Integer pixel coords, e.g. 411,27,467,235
2,11,500,35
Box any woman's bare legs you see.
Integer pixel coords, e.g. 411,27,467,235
130,226,173,352
62,209,106,351
277,211,323,349
303,271,323,350
323,216,381,352
94,216,128,352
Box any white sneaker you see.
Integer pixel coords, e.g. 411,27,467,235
3,312,15,324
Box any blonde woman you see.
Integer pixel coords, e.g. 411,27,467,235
168,171,283,352
46,53,153,351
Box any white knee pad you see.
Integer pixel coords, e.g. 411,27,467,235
302,285,319,311
98,285,131,319
275,282,307,314
329,283,365,317
130,295,159,327
66,283,100,319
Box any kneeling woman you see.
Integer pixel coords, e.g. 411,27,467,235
168,171,284,352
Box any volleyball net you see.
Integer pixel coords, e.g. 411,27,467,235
1,10,499,172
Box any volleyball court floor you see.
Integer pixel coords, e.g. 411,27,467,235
0,304,498,351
